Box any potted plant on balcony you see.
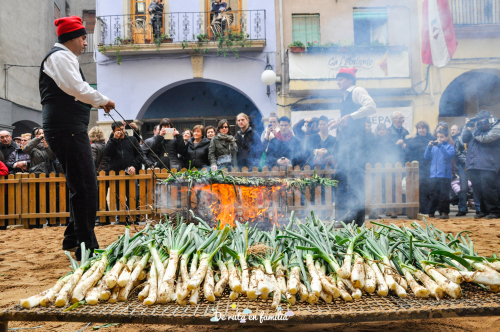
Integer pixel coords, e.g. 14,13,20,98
121,38,133,45
289,41,305,53
306,40,321,53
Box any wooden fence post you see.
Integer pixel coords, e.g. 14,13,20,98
395,162,403,216
365,163,373,217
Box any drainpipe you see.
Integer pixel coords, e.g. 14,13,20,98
279,0,285,96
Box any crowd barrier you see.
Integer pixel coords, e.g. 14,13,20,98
0,162,419,228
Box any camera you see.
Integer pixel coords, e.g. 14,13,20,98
468,117,497,128
430,141,438,146
268,124,273,128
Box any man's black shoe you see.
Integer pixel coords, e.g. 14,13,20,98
474,213,488,219
437,213,449,219
485,214,500,219
456,211,467,216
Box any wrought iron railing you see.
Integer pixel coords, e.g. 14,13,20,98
96,10,266,46
450,0,500,25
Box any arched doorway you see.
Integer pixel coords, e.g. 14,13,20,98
440,69,500,119
12,120,41,138
137,80,263,138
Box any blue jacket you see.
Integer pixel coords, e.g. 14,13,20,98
424,142,455,179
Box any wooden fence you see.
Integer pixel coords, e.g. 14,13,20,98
0,162,419,228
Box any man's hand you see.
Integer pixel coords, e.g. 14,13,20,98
159,127,167,137
103,99,115,113
396,139,404,146
173,128,179,136
316,148,327,157
127,166,136,175
211,165,218,172
113,130,123,140
277,157,289,166
328,119,339,130
338,114,352,127
465,118,470,125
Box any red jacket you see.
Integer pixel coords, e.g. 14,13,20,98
0,160,8,176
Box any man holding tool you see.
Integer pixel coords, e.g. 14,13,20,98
39,16,115,260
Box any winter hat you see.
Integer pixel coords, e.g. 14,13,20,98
336,68,358,84
55,16,87,43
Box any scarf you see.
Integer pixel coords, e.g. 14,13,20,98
275,130,294,142
217,133,238,152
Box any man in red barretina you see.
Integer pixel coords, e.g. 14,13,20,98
39,16,115,260
329,68,376,227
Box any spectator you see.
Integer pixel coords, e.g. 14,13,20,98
183,129,193,144
369,123,390,165
235,113,263,169
23,127,56,175
266,116,302,168
13,137,22,146
424,129,455,219
365,117,373,136
148,0,164,40
104,123,143,174
209,119,238,171
462,111,500,219
0,160,7,176
141,125,159,167
151,118,186,171
406,121,434,215
309,116,336,168
6,133,31,174
293,117,320,165
433,122,449,137
0,130,17,163
386,112,409,164
261,113,279,143
185,125,210,169
124,121,142,144
451,124,472,216
88,127,106,173
206,126,216,140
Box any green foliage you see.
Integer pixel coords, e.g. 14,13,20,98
288,41,304,48
162,169,338,191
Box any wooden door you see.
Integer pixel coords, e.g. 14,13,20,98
131,0,155,43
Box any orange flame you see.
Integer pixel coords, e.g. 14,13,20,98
190,184,285,228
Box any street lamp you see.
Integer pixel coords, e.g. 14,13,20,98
261,54,276,97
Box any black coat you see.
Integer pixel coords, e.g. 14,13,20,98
386,124,409,164
151,134,186,170
184,137,210,169
91,140,105,171
308,134,336,168
266,136,302,168
462,122,500,172
0,141,17,163
406,133,433,177
5,147,30,174
452,134,466,167
235,127,263,169
104,136,144,173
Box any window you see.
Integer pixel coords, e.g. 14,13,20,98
353,8,388,46
83,10,96,33
54,3,60,20
292,14,320,45
134,0,146,15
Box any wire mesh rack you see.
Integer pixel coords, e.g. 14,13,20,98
1,284,500,326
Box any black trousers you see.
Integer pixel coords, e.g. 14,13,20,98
45,129,99,252
428,177,451,215
336,166,366,227
469,170,500,215
419,173,432,215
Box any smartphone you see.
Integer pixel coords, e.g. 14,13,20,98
268,124,273,128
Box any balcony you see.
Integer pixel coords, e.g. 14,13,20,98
287,45,412,96
94,10,266,56
450,0,500,37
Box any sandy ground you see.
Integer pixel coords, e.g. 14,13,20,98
1,217,500,332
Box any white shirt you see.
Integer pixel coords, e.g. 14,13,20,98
342,85,376,120
43,43,109,107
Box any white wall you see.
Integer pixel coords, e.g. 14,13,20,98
96,0,277,122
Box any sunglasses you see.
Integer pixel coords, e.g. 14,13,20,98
221,125,229,128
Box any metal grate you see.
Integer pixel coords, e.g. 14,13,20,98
1,284,500,326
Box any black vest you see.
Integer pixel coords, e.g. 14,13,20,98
340,88,365,136
39,46,92,131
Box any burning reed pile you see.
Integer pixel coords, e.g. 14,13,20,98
20,213,500,309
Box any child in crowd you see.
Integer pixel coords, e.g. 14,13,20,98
424,129,455,219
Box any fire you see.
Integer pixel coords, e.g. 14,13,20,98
190,183,285,228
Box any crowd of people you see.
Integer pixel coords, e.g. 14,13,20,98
2,109,499,222
2,109,500,222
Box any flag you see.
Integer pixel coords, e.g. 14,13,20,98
421,0,457,67
376,51,389,76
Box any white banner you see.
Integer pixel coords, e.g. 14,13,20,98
291,107,413,136
289,49,410,79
